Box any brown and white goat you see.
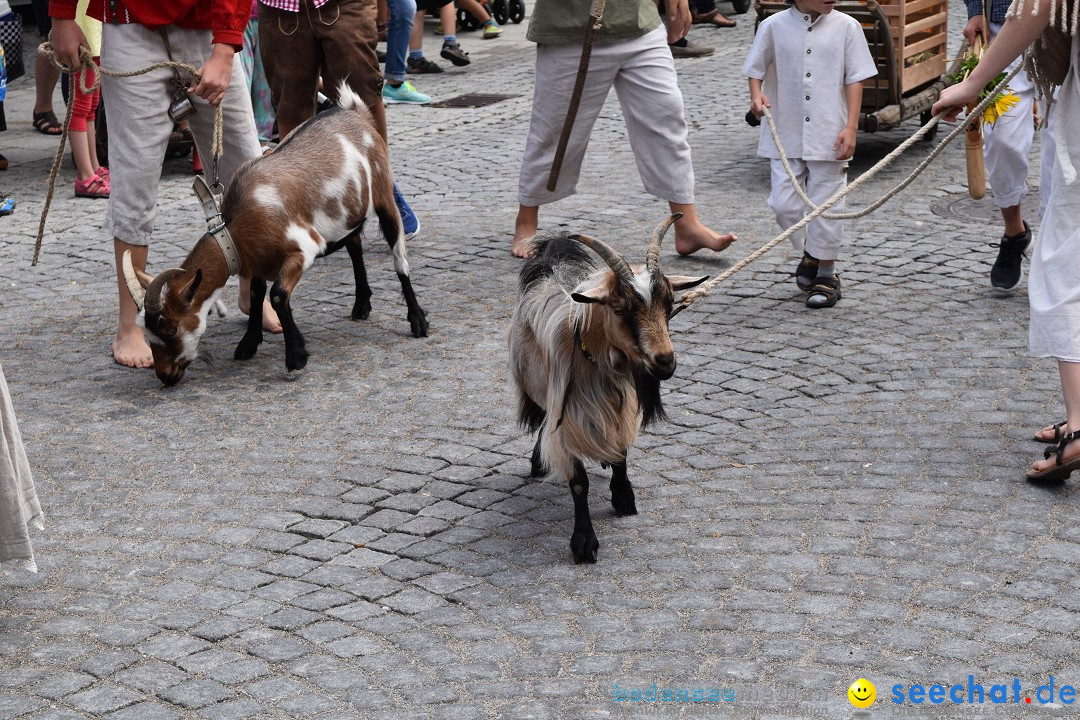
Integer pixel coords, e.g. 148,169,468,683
508,215,708,563
123,83,428,386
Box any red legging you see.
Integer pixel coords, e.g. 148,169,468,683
69,59,101,133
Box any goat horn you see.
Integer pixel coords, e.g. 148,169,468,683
143,268,186,315
122,251,147,310
646,212,682,273
570,233,636,286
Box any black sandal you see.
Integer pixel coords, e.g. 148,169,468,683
1034,421,1066,443
806,275,841,308
1027,430,1080,482
32,110,63,135
794,252,818,290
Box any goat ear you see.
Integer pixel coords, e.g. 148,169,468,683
179,269,202,307
666,274,709,291
570,286,608,305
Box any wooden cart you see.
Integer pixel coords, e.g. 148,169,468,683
754,0,951,134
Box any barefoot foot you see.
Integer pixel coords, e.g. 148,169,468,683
674,223,737,256
512,231,537,259
113,328,153,368
238,295,283,334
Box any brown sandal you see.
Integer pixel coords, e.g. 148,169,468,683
32,110,63,135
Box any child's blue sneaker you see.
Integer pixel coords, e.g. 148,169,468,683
0,196,14,216
393,183,419,240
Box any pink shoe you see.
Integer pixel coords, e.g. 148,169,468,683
95,166,109,180
75,173,110,199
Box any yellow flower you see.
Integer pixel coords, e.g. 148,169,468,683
983,92,1020,125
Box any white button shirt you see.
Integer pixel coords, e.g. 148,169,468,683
743,7,877,161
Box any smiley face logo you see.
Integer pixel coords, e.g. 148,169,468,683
848,678,876,708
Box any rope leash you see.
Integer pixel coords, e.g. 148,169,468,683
32,43,225,266
677,65,1022,307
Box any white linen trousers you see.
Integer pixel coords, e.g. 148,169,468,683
982,22,1057,212
768,158,847,259
518,26,695,206
1028,34,1080,360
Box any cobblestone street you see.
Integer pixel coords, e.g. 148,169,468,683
1,2,1078,718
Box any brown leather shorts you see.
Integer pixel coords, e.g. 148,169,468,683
258,0,382,128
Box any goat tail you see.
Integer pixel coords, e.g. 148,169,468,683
334,79,375,124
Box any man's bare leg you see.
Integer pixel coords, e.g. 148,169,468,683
113,239,153,368
238,276,283,333
513,205,539,258
670,202,737,255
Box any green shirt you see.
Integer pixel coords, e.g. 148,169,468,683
526,0,663,44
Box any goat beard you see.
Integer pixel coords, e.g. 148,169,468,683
632,362,668,428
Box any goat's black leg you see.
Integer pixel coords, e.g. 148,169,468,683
269,280,307,372
610,453,637,517
234,277,266,361
569,459,599,564
343,229,373,320
376,204,428,338
530,430,547,477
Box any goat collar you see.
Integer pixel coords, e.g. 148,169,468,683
193,175,241,277
572,322,599,367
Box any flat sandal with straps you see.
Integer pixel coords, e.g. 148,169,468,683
1026,429,1080,482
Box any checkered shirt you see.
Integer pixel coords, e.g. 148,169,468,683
965,0,1013,23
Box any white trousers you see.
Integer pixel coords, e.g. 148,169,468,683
518,26,695,206
768,158,847,260
102,23,261,246
982,22,1057,212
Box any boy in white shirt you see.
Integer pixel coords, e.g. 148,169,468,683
743,0,876,307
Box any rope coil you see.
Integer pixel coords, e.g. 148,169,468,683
677,63,1023,307
32,42,225,266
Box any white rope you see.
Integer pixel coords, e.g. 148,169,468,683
677,65,1022,306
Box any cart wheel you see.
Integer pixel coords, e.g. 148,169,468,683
509,0,525,22
457,8,479,30
920,110,938,142
731,0,752,14
492,0,510,26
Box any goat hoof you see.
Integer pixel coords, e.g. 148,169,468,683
286,349,309,372
611,493,637,517
409,310,429,338
234,338,261,361
570,531,599,564
351,301,372,320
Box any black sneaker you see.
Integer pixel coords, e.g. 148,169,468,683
440,41,471,66
407,56,444,74
794,252,819,291
990,221,1032,292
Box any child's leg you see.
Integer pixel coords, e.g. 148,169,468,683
513,205,539,257
802,160,847,264
439,1,458,35
69,66,101,183
87,88,102,172
767,157,809,253
803,160,847,307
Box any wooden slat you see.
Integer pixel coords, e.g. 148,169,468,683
902,56,945,88
903,31,947,57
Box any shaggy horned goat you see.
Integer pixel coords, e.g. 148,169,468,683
123,83,428,386
509,215,707,563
